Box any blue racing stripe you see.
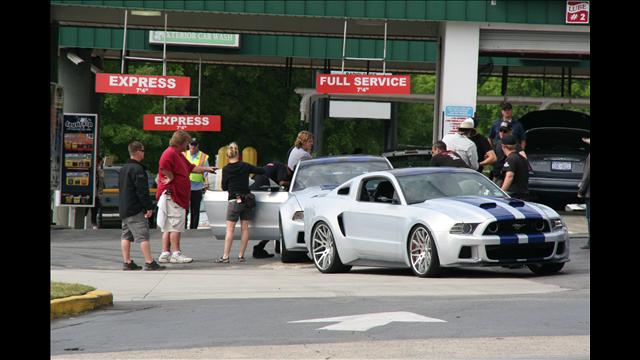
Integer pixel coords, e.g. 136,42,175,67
492,197,543,219
527,233,546,243
448,196,515,221
499,234,519,245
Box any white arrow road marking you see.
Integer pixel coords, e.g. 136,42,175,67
289,311,446,331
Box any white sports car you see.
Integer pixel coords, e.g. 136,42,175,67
303,167,570,277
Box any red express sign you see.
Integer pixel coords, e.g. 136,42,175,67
143,114,221,132
566,1,589,24
95,73,191,96
316,74,411,95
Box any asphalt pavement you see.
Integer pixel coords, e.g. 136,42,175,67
50,212,589,359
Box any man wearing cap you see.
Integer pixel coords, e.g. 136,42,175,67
489,102,527,150
442,118,479,170
183,138,210,229
491,121,528,185
500,134,530,200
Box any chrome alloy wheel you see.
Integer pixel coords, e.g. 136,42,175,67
409,226,432,275
312,223,334,271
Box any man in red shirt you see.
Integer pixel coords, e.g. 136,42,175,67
156,131,216,263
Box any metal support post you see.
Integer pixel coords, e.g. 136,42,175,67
163,13,168,114
121,10,128,73
198,57,202,114
382,21,387,74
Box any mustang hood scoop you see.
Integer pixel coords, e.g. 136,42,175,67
479,202,497,209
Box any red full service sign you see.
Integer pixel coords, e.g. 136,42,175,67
566,1,589,24
96,73,191,96
143,114,222,132
316,74,410,95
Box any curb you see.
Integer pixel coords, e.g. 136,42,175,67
51,290,113,320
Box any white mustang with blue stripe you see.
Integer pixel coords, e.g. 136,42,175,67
303,167,569,277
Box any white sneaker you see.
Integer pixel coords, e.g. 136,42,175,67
170,251,193,263
158,252,171,263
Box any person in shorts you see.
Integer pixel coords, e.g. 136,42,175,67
118,141,164,271
215,142,266,263
156,131,217,264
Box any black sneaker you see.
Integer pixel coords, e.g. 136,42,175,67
253,247,274,259
145,260,166,271
123,261,142,271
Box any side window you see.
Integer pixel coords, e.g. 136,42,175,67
358,178,398,203
337,184,350,196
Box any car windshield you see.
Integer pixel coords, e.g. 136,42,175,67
397,171,506,204
292,160,391,192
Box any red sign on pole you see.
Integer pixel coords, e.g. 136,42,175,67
95,73,191,96
566,1,589,24
316,74,411,95
143,114,221,132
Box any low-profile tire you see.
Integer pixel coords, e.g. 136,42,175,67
279,213,308,263
407,225,441,277
527,262,565,275
311,221,351,273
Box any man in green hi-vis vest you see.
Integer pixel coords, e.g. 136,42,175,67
183,138,210,229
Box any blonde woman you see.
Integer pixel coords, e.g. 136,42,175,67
216,142,266,263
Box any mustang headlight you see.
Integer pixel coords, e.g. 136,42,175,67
292,211,304,221
550,218,565,231
450,223,479,235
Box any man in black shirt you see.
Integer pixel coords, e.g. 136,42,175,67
430,141,469,168
249,162,290,258
500,134,530,200
467,118,496,173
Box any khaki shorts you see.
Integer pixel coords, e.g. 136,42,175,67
121,212,150,242
160,195,186,232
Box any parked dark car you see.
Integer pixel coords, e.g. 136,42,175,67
382,148,433,168
98,165,158,228
519,109,590,206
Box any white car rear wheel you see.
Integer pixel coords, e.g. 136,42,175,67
408,225,441,277
311,221,350,273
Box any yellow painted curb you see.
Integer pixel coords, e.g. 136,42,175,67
50,290,113,320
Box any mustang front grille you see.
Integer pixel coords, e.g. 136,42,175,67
483,219,550,235
485,243,555,261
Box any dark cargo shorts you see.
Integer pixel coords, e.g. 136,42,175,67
226,200,252,222
121,212,150,242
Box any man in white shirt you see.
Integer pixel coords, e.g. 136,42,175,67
442,118,478,170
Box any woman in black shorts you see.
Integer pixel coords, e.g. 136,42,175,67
215,142,265,263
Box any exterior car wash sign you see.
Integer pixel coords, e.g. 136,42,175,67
58,113,98,207
566,1,589,24
316,74,410,95
149,31,240,48
143,114,222,132
95,73,191,96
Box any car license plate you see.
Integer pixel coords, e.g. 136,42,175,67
551,161,572,171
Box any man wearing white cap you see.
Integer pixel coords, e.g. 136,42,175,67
442,118,479,170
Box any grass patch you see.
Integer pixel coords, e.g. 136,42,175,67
51,282,96,300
